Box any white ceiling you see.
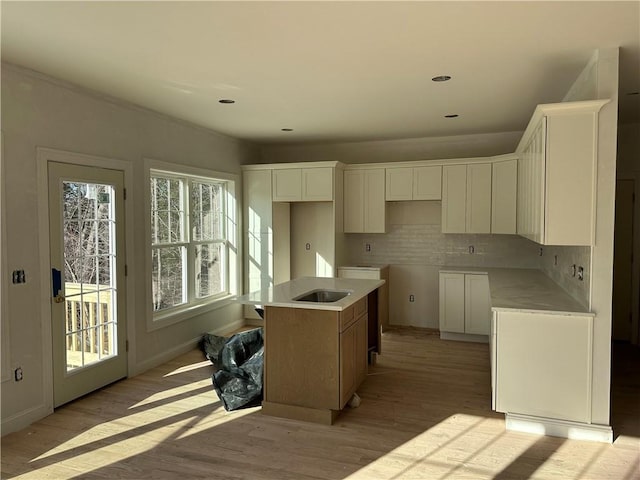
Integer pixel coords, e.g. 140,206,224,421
1,1,639,145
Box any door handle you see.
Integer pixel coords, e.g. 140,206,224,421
51,268,63,302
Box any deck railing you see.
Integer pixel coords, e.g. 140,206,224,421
64,283,115,368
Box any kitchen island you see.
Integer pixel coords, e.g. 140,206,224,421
236,277,385,424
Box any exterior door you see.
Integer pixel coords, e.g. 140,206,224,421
48,162,127,407
613,179,634,342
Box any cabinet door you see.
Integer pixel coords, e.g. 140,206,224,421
340,323,357,407
413,166,442,200
491,160,517,234
344,170,364,233
532,119,546,244
302,167,333,201
385,167,413,201
244,169,272,233
364,168,387,233
466,163,492,233
441,165,467,233
355,314,368,387
439,273,465,333
272,169,301,202
464,274,490,335
495,311,592,423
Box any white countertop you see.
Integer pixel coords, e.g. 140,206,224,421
440,267,592,315
235,276,385,311
337,264,389,271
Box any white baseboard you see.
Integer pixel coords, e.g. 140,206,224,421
440,332,489,344
1,402,53,437
130,318,246,376
245,317,265,327
506,413,613,443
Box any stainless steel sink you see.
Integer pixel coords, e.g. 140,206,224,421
293,289,351,303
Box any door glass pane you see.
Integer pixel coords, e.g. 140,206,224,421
62,181,118,372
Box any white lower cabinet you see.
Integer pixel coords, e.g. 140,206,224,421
492,310,593,423
439,272,490,338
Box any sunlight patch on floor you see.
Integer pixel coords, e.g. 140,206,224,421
32,393,225,463
345,413,539,480
175,405,262,440
128,380,211,409
164,359,213,377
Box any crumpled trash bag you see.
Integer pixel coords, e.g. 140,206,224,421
200,328,264,411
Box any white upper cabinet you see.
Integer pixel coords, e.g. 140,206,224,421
385,166,442,201
466,163,492,234
413,166,443,200
516,100,608,245
442,163,491,233
344,168,386,233
272,167,333,202
491,159,518,234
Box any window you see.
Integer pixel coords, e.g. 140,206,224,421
149,166,236,320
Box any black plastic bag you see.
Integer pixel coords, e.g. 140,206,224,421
200,328,264,411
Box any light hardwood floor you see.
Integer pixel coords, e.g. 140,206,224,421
2,327,639,479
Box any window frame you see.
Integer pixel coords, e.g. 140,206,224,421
144,159,240,331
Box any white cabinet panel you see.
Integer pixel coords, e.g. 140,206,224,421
464,274,491,335
491,159,517,234
466,163,492,234
439,273,465,333
516,100,607,245
302,167,333,201
439,272,490,337
244,169,272,233
385,168,413,201
344,170,364,232
441,165,467,233
272,169,302,202
443,163,491,234
364,169,386,233
413,166,442,200
386,166,442,201
272,167,333,202
344,168,386,233
494,310,593,423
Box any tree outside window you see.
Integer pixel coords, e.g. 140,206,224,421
150,172,228,314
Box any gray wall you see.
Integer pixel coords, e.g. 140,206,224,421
1,63,258,433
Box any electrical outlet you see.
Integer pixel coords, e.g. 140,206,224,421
14,367,23,382
409,294,415,302
554,255,558,266
305,243,311,251
365,243,371,252
539,248,544,257
577,266,584,281
468,245,475,254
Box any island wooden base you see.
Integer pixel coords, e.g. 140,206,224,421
262,401,340,425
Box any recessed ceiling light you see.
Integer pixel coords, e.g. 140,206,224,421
444,114,459,118
281,128,294,132
218,99,235,104
432,75,452,82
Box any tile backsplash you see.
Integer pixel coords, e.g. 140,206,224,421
344,200,591,308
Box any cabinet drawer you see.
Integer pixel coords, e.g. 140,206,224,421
355,296,367,318
340,304,356,332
